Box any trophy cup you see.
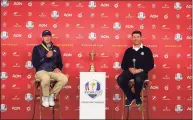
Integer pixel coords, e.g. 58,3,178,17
89,51,96,72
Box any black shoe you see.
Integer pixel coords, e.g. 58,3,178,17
136,99,142,107
125,98,134,107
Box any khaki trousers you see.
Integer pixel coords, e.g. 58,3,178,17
35,70,68,97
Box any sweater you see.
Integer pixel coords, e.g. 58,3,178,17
32,41,63,72
121,45,154,73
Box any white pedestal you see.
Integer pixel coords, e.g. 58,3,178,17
79,72,106,119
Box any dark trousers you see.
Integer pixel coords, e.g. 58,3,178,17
117,70,148,101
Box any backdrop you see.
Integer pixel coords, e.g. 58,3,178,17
1,0,192,119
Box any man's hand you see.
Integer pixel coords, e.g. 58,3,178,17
53,68,61,73
135,69,143,74
46,51,53,58
129,68,136,74
129,68,143,74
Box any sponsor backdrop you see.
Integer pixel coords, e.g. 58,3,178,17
1,0,192,119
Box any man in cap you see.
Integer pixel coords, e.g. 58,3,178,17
32,30,68,107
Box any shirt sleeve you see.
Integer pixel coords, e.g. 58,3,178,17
121,49,130,70
56,47,63,70
142,48,154,72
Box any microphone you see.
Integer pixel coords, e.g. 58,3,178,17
132,58,136,68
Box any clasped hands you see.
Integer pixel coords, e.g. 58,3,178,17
129,68,143,74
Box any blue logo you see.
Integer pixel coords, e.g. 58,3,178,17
175,73,183,81
51,10,59,19
113,62,121,70
1,0,9,7
88,1,96,9
175,104,183,113
0,104,7,112
88,32,96,40
113,94,121,102
1,31,8,40
25,93,33,102
113,22,121,30
25,61,33,69
0,72,8,80
85,80,103,99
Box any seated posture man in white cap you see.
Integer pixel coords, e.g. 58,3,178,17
32,30,68,107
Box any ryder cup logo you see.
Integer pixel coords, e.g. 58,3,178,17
88,32,96,40
113,94,121,102
85,80,103,99
0,104,7,112
174,2,182,10
88,1,96,9
0,72,8,80
25,93,33,102
113,62,121,70
113,22,121,30
138,12,146,20
175,73,183,81
174,33,182,42
175,105,183,113
1,0,9,7
26,21,34,29
25,61,33,69
1,31,8,40
51,10,59,19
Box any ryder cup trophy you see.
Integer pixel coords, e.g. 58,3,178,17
89,51,96,72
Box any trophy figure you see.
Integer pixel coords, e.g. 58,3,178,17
89,51,96,72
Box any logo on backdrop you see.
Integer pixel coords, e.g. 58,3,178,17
88,32,96,40
25,93,33,102
88,1,96,9
1,0,9,7
113,94,121,102
26,21,34,29
175,104,183,113
1,31,8,40
51,10,59,19
174,33,182,42
85,80,103,99
175,73,183,81
113,22,121,30
0,72,8,80
25,61,33,69
113,62,121,70
174,2,182,10
138,12,146,20
0,104,7,112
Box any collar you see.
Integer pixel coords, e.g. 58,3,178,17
42,41,53,46
132,43,143,51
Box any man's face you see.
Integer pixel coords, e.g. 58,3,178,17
42,35,51,44
132,34,142,45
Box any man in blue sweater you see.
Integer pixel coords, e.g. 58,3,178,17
117,30,154,107
32,30,68,107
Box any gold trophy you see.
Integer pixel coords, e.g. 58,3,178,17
89,51,96,72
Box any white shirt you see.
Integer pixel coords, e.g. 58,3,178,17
132,43,143,51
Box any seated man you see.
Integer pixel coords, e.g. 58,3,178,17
32,30,68,107
117,30,154,107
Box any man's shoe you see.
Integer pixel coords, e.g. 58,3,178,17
136,99,142,107
49,94,55,107
125,98,135,107
42,96,49,107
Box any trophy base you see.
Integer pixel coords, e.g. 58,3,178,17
89,64,95,72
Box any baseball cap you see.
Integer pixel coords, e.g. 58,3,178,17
42,30,52,37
